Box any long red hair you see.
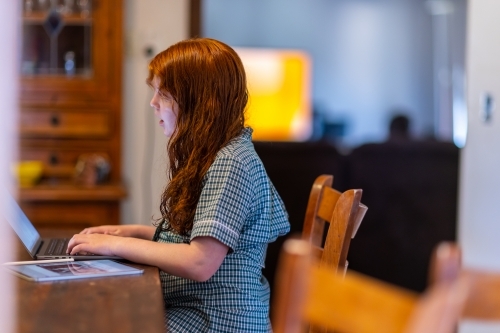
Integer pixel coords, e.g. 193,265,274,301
147,38,248,235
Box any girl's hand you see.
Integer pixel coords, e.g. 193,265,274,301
67,233,122,256
80,225,133,237
79,224,156,239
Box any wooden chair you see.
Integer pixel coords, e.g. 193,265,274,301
302,175,367,275
430,242,500,322
272,238,470,333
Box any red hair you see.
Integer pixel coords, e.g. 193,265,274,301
147,38,248,235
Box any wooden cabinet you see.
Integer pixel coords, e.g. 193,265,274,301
18,0,126,229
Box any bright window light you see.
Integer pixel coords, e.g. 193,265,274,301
236,48,312,141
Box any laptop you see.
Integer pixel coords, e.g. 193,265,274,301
2,189,122,261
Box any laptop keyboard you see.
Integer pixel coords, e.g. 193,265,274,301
43,238,70,255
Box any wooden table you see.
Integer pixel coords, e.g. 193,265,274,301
14,230,165,333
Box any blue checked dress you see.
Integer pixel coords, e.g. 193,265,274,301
153,127,290,332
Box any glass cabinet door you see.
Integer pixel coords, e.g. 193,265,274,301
21,0,93,76
19,0,118,106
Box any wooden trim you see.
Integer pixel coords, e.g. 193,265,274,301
19,181,127,201
189,0,202,37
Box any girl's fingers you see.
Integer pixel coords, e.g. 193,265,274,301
80,228,95,234
67,234,86,253
70,244,83,255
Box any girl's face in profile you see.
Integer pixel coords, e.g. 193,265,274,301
150,77,178,137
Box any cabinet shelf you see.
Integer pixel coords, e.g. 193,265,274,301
23,13,93,25
19,181,127,202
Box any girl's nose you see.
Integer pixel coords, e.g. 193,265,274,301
150,93,159,109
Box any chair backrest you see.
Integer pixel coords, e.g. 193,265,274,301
430,242,500,321
302,174,367,275
272,238,469,333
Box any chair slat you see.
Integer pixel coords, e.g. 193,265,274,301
272,239,468,333
462,272,500,320
311,245,323,260
317,187,341,222
321,189,362,275
304,268,418,333
303,175,333,247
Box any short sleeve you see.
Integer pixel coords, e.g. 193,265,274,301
190,154,254,250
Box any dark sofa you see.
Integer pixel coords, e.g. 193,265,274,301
345,140,459,291
254,139,459,295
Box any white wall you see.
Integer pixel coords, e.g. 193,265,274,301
121,1,189,225
203,0,436,145
458,0,500,332
203,0,467,146
0,2,19,333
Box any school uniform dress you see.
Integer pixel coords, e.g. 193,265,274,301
153,127,290,333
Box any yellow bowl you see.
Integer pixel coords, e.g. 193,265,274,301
12,161,44,187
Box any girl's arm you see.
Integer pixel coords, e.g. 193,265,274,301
66,234,228,282
79,225,157,240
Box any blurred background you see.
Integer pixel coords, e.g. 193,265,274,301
204,0,467,147
10,0,465,293
6,1,500,332
201,0,466,294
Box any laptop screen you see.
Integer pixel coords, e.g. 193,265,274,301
1,189,41,254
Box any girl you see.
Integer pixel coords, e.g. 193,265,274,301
67,38,290,332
